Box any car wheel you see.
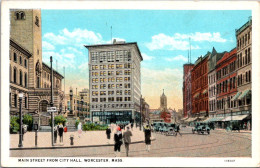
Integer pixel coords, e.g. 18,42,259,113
207,131,210,134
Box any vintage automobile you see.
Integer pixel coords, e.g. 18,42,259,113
152,122,164,132
192,122,210,134
165,123,178,136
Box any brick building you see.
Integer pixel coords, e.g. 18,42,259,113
183,63,194,118
191,52,210,118
216,48,238,120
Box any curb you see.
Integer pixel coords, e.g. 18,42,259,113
10,138,156,150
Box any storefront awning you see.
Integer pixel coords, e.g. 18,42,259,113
222,114,248,121
211,117,225,122
193,92,200,98
185,117,197,122
202,89,208,94
238,90,251,100
231,92,242,101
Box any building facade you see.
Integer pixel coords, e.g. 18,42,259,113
216,49,238,120
10,9,65,126
191,53,209,117
64,88,90,120
183,64,194,118
85,40,143,124
208,48,225,117
234,18,252,129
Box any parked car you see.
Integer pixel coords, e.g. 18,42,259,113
192,122,210,134
165,123,177,136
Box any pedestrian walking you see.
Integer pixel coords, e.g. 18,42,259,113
114,126,123,157
106,126,111,144
58,123,64,143
123,127,132,157
78,122,82,138
54,125,58,143
144,124,152,152
176,124,182,136
131,122,134,130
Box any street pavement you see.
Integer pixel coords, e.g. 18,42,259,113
10,126,251,157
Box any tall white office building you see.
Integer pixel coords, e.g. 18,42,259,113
84,40,143,124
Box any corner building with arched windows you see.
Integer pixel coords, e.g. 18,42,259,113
9,9,65,126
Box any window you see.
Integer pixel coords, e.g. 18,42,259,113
100,52,107,63
37,76,40,88
25,97,27,108
107,51,114,62
24,59,27,68
19,71,23,86
15,11,25,20
91,52,98,63
14,94,17,108
13,53,17,62
248,48,250,63
13,67,17,83
35,16,39,27
249,70,251,82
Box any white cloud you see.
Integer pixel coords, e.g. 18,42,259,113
78,62,89,73
146,33,200,51
43,28,104,46
165,55,188,62
141,53,155,61
146,32,226,51
42,41,55,50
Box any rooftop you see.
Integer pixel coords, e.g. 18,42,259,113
84,41,143,61
236,17,252,36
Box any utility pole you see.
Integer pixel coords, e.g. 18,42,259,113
50,56,54,146
140,95,142,131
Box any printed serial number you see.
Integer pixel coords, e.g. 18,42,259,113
224,159,235,162
112,159,123,162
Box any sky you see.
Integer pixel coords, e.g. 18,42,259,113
41,10,251,110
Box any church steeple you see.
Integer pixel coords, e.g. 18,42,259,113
160,89,167,111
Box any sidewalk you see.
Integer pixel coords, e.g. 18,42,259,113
10,127,154,150
214,128,252,133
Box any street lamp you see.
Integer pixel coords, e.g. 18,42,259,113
100,106,102,125
69,89,73,114
18,92,23,147
81,98,83,118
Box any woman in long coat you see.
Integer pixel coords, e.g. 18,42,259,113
144,124,152,152
114,126,123,157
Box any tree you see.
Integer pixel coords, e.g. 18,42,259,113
160,111,171,123
23,114,33,131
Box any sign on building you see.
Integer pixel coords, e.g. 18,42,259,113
93,117,99,122
47,107,57,113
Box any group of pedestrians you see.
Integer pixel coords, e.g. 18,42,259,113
105,123,152,157
54,123,64,143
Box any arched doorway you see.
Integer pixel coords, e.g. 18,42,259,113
39,100,50,126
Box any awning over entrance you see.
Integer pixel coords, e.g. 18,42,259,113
193,92,200,98
185,117,197,122
222,114,248,121
238,90,251,100
231,92,242,101
202,89,208,94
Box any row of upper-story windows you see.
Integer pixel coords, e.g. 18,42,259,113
92,90,131,96
91,77,131,83
91,70,131,76
216,60,236,81
92,97,132,103
91,63,131,70
237,30,251,50
91,103,133,109
237,47,251,69
216,77,236,94
91,50,131,63
10,66,28,88
208,74,216,85
237,70,251,87
10,52,28,68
